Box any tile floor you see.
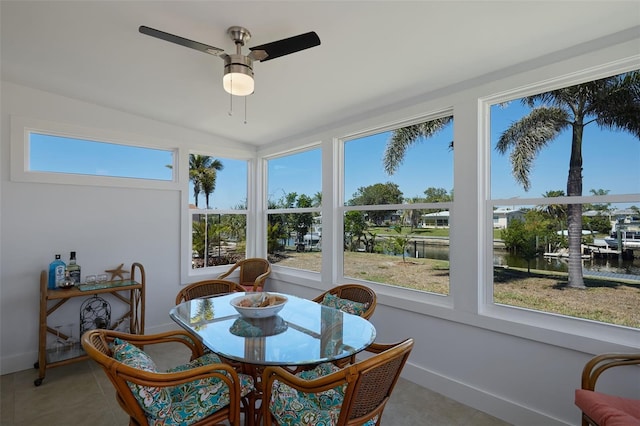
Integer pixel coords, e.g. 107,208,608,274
1,342,511,425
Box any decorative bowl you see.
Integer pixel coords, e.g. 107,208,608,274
230,293,288,319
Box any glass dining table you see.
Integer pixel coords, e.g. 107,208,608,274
169,292,377,366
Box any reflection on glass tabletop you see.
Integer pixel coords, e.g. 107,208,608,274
170,292,376,366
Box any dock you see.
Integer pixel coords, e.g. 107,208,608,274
583,243,636,260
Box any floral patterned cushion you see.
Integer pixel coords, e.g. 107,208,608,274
269,363,378,426
321,293,369,316
112,339,254,426
160,367,254,426
165,352,223,372
111,338,172,419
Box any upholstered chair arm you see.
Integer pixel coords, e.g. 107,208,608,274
116,360,241,389
263,364,352,395
101,329,205,360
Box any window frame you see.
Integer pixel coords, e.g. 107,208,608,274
182,150,252,283
336,112,455,306
479,62,640,346
264,145,323,274
11,116,179,190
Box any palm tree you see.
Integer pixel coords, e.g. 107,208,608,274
497,71,640,288
540,190,567,220
383,117,453,174
189,154,224,208
402,197,426,230
312,191,322,207
200,167,218,209
384,72,639,289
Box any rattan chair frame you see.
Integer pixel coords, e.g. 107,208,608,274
175,279,245,304
578,353,640,426
312,284,377,320
217,258,271,292
82,329,249,426
262,338,414,426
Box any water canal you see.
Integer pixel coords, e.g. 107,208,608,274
411,240,640,277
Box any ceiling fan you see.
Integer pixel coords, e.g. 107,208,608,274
139,25,321,96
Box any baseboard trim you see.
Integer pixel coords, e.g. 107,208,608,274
401,361,570,426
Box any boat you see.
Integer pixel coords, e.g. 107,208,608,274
297,222,321,251
604,221,640,249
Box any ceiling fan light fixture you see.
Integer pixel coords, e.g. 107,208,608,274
223,55,254,96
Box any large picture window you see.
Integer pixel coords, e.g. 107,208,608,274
342,116,454,295
489,69,640,328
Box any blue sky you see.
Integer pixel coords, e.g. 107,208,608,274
30,101,639,210
30,134,174,180
265,101,639,207
490,102,639,201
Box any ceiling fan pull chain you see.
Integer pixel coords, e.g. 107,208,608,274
244,96,248,124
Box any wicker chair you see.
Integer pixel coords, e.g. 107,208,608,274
262,338,413,426
217,258,271,292
175,279,244,304
82,329,254,426
313,284,377,320
575,353,640,426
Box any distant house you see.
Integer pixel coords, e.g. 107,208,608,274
421,211,450,228
610,208,640,224
493,207,525,229
583,208,640,230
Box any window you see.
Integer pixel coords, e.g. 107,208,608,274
489,69,640,328
341,115,454,295
11,117,178,190
266,148,322,273
188,155,248,270
29,133,174,180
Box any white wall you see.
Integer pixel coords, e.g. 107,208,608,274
2,32,639,426
0,82,253,373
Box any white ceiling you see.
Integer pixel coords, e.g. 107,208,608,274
2,1,639,147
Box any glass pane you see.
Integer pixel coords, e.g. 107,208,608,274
343,209,449,295
30,133,174,180
490,71,640,199
493,202,640,328
267,213,322,273
191,213,246,268
489,69,640,328
345,117,453,205
268,149,321,208
188,155,247,210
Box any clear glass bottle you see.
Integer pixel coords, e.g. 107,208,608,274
48,254,66,290
66,251,81,285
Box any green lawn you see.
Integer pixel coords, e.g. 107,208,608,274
368,226,503,239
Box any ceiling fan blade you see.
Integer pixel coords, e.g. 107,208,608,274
249,31,320,62
139,26,224,56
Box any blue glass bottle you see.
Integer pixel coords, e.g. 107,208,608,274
48,254,66,289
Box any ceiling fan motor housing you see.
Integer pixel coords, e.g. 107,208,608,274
224,54,253,75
